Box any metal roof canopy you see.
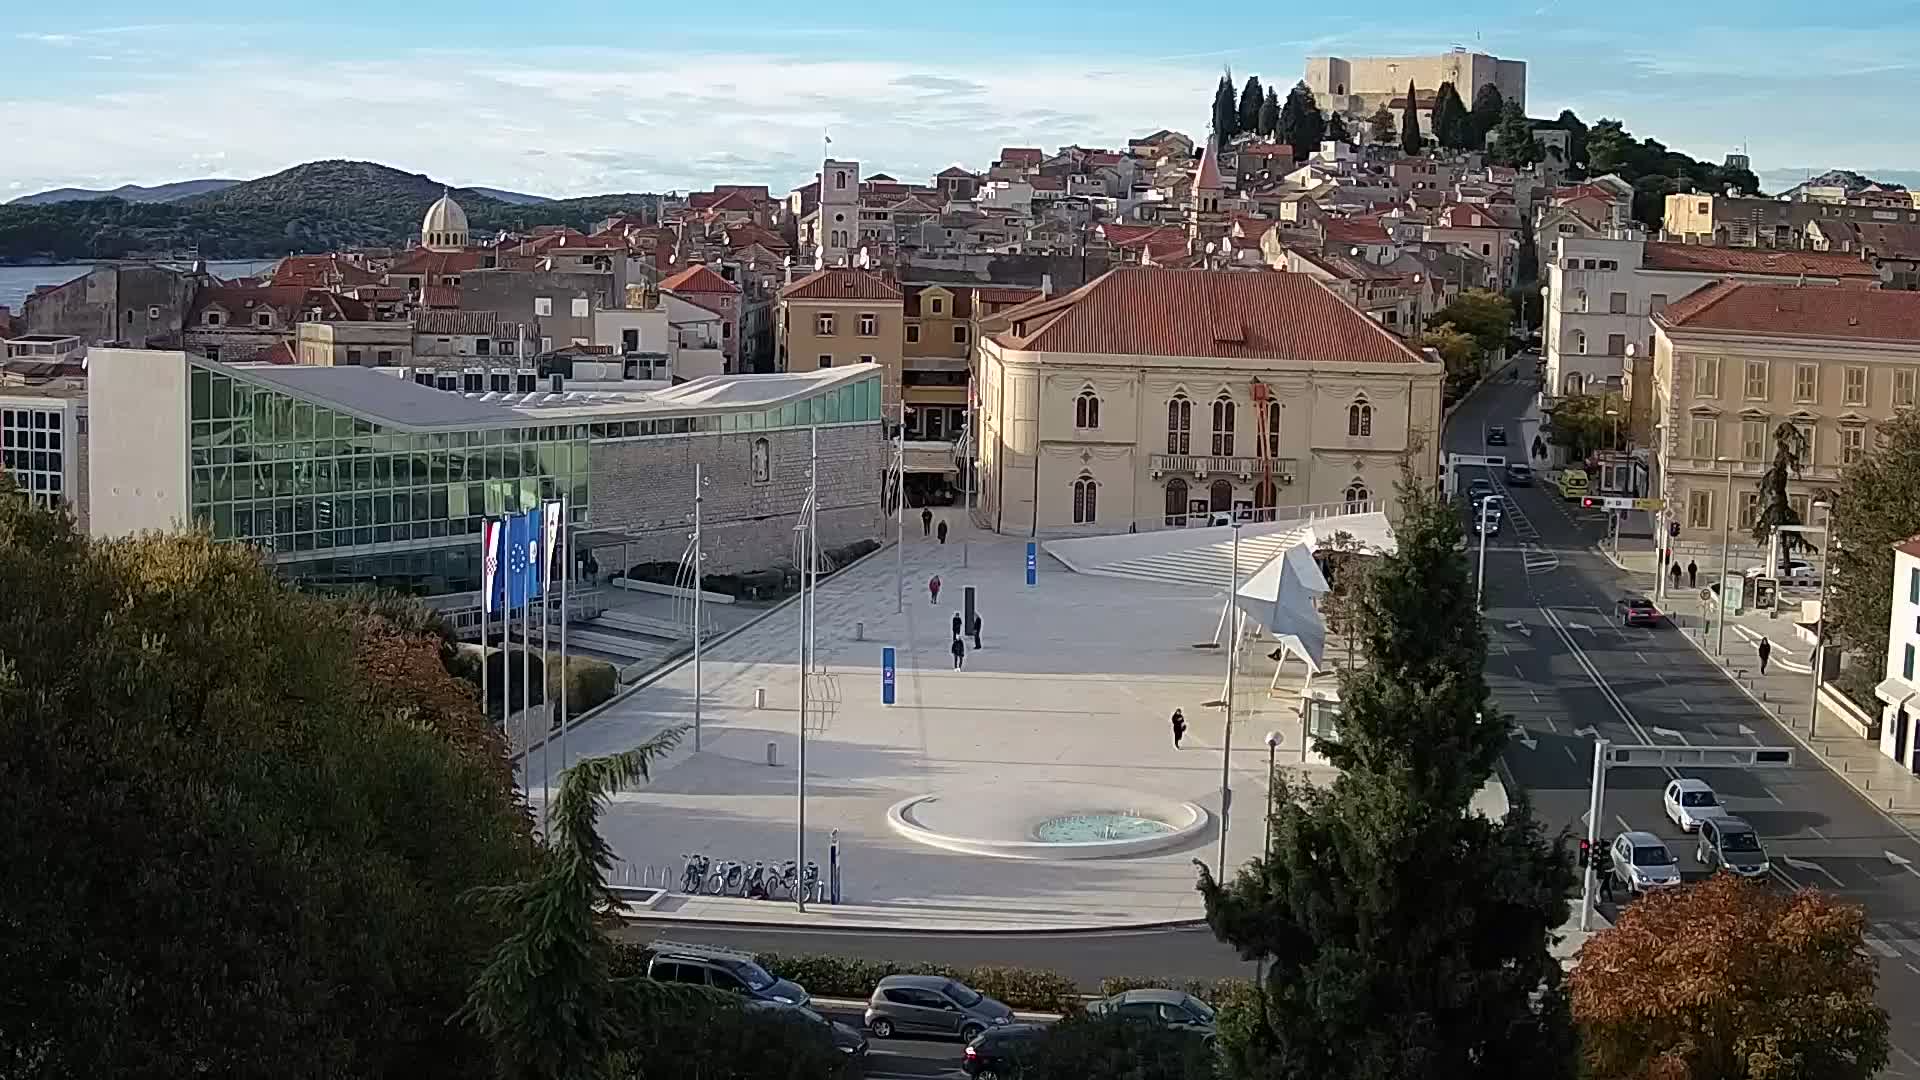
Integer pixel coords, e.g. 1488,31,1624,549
1605,744,1794,768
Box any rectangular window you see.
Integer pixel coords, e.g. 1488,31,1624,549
534,297,553,317
347,348,363,366
906,324,920,344
1794,363,1818,403
1789,493,1811,523
571,297,590,318
1607,333,1626,356
1650,293,1669,313
1608,292,1628,314
1744,360,1769,400
476,338,490,356
858,313,877,336
818,354,832,368
816,313,835,335
1690,417,1717,459
1843,365,1868,406
1895,368,1917,408
860,355,876,364
1910,567,1919,605
1687,489,1712,529
1795,421,1816,464
1842,425,1865,464
1741,419,1766,460
1906,643,1915,681
931,297,944,314
1694,356,1719,397
954,325,969,345
1739,491,1760,530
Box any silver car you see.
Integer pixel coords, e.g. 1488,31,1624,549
864,974,1013,1041
1610,830,1682,896
1698,816,1771,878
1085,988,1217,1040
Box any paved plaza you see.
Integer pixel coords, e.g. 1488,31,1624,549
523,516,1311,928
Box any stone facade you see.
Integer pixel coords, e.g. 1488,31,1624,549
25,265,200,348
586,421,887,573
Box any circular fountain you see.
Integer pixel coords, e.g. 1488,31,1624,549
887,783,1207,860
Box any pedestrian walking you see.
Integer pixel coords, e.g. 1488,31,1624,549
1668,562,1681,591
951,611,964,639
1597,845,1616,904
1757,637,1772,675
968,613,982,650
937,520,949,545
1170,708,1187,749
1686,559,1698,589
921,507,933,537
950,635,966,670
929,574,942,604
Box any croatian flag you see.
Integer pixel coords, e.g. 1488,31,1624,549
481,518,503,613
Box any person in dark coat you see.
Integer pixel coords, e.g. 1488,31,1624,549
950,635,966,670
1757,637,1772,675
1668,562,1682,591
969,613,982,650
937,520,949,545
921,507,933,537
1170,709,1187,749
1686,559,1698,589
1597,841,1616,904
929,575,941,604
952,612,964,639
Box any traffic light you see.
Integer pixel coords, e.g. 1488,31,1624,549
1577,839,1591,867
1581,496,1600,509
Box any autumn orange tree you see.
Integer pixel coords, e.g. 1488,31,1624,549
1572,873,1889,1079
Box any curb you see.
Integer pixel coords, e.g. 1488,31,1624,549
617,910,1215,937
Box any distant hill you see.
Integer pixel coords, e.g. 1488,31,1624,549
469,186,552,205
9,179,243,206
1767,168,1909,200
0,160,661,263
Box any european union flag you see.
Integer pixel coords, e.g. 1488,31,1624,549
503,507,545,611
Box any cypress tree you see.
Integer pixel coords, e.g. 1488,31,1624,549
1239,75,1265,139
1469,83,1506,147
1326,112,1350,144
1400,81,1423,156
1213,74,1238,143
1258,87,1280,138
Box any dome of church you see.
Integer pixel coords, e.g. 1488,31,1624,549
421,193,470,251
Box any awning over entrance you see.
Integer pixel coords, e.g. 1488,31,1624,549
1876,676,1919,710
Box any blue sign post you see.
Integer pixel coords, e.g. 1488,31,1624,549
881,647,896,705
1026,542,1038,588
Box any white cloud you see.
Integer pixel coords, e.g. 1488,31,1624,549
0,47,1214,197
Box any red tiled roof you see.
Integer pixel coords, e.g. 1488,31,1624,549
937,166,977,179
1641,242,1877,279
1324,218,1391,245
714,184,771,201
659,264,740,295
388,248,486,276
1814,220,1920,260
1658,281,1920,341
781,268,902,302
417,309,499,336
1087,152,1123,166
706,191,757,212
988,268,1431,363
191,285,372,324
974,286,1045,306
1238,142,1295,159
1099,222,1186,249
999,147,1043,164
1433,204,1504,229
1030,175,1066,191
259,341,298,365
270,255,381,289
1896,534,1920,559
422,285,461,308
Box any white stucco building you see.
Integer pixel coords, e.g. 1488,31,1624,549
1878,536,1920,770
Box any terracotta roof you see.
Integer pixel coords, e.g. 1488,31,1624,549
422,285,461,309
988,268,1431,363
1896,534,1920,560
1813,220,1920,260
1194,139,1223,191
974,285,1045,306
1087,152,1123,166
936,166,977,179
1433,204,1505,229
1030,175,1066,192
659,264,740,295
1292,248,1403,282
714,184,771,200
781,268,902,302
270,255,381,289
388,248,486,277
1324,218,1391,245
259,341,298,365
1657,281,1920,342
1641,242,1877,279
1237,142,1294,159
191,285,372,324
999,147,1043,164
705,191,758,212
416,310,499,336
1099,222,1186,249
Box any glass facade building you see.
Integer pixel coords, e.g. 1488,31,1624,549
0,402,68,511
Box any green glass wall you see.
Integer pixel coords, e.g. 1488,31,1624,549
187,363,588,559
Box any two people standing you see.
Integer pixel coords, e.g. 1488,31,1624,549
918,506,948,544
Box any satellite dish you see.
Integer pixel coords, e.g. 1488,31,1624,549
1351,247,1361,256
783,255,793,267
1205,242,1216,255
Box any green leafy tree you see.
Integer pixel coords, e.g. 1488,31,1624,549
1543,393,1624,460
1753,421,1810,566
1277,82,1324,161
1554,109,1590,173
1019,1012,1217,1080
1399,81,1423,155
1419,322,1482,402
1325,111,1350,144
1468,83,1506,146
1367,105,1397,147
1426,288,1512,357
1585,118,1636,176
1489,101,1543,168
1259,87,1280,137
1239,75,1266,139
1213,74,1239,144
1430,81,1471,149
0,484,535,1079
1514,215,1541,288
1827,410,1920,699
1198,471,1576,1080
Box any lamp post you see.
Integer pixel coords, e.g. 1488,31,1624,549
1716,456,1736,655
1475,494,1492,611
1808,502,1832,737
1215,523,1243,881
1263,731,1280,857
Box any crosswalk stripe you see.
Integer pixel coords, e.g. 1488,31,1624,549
1863,934,1901,959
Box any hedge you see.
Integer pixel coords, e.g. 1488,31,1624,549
1098,975,1257,1009
548,653,619,719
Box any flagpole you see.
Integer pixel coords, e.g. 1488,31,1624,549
541,520,552,828
480,519,490,734
520,511,531,799
559,499,570,785
693,464,704,753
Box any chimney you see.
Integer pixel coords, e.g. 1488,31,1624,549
1041,273,1053,297
550,372,564,392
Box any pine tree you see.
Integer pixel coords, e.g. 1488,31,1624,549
1399,81,1422,156
1469,83,1506,147
1489,100,1543,168
1276,82,1324,160
1326,111,1350,144
1367,105,1397,147
1213,74,1239,144
1431,81,1470,149
1239,75,1265,140
1259,87,1280,138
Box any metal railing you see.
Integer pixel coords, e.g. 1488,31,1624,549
1148,453,1298,480
1026,498,1386,541
436,587,606,641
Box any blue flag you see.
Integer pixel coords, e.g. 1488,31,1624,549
503,508,544,611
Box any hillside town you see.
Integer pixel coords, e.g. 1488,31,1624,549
9,41,1920,1080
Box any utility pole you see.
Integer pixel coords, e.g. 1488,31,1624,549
1217,524,1241,880
794,428,819,912
1807,507,1832,737
693,464,705,752
1475,494,1491,611
1580,737,1609,931
894,404,904,614
1718,458,1734,655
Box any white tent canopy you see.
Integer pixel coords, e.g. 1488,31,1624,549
1224,511,1396,673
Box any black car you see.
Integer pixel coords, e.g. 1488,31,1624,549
1505,462,1533,486
745,1000,869,1073
1486,425,1508,446
962,1022,1045,1078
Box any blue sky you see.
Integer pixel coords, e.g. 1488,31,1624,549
5,1,1918,199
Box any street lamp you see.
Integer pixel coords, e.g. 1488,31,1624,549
1808,501,1832,737
1263,731,1281,857
1715,455,1738,655
1475,494,1493,612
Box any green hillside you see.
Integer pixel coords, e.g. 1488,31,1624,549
0,160,662,262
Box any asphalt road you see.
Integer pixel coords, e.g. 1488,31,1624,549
1448,366,1920,1078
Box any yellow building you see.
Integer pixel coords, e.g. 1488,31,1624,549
1651,281,1920,565
775,268,903,410
976,268,1444,534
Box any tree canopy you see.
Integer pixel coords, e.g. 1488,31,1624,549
1239,75,1266,140
1018,1012,1217,1080
1399,82,1423,156
1827,409,1920,699
1543,393,1625,460
1213,74,1240,144
1576,116,1760,229
1489,101,1543,168
1572,873,1889,1080
1367,105,1397,147
1430,82,1472,150
1325,111,1350,145
1468,84,1506,147
1419,322,1482,403
1427,288,1513,357
1258,87,1280,138
1752,420,1810,561
0,482,535,1079
1277,83,1325,161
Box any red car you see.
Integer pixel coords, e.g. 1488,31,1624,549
1620,597,1661,627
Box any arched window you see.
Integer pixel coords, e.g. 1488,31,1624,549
1253,480,1276,520
1210,479,1233,512
1211,394,1236,456
1347,398,1373,437
1164,478,1189,526
1075,389,1101,430
1566,373,1586,395
1575,330,1587,354
835,170,848,190
1265,401,1282,458
1072,474,1099,524
1344,479,1371,507
1166,395,1191,454
750,437,772,484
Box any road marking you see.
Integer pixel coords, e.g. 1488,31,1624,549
1655,671,1668,685
1635,651,1648,663
1528,690,1540,703
1565,746,1578,762
1615,814,1633,833
1652,726,1690,743
1888,851,1920,880
1510,725,1538,751
1677,699,1693,712
1781,855,1846,889
1544,716,1558,733
1864,934,1904,959
1574,725,1600,738
1737,723,1760,742
1809,826,1829,841
1566,621,1591,633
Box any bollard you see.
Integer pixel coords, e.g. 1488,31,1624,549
855,621,865,641
754,687,767,708
767,741,779,767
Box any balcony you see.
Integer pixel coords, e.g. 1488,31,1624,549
1149,454,1297,482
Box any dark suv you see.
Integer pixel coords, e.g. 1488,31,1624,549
962,1023,1044,1078
645,940,810,1006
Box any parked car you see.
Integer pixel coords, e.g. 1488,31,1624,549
1085,988,1217,1040
1486,425,1509,446
1662,778,1728,832
1609,831,1683,896
865,974,1014,1040
1505,462,1534,486
1619,597,1661,627
743,1000,869,1072
962,1023,1045,1078
646,940,810,1006
1698,816,1771,878
1745,559,1820,585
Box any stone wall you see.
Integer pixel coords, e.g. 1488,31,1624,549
25,266,197,348
586,422,887,573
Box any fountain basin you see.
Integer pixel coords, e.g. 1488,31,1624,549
886,783,1208,860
